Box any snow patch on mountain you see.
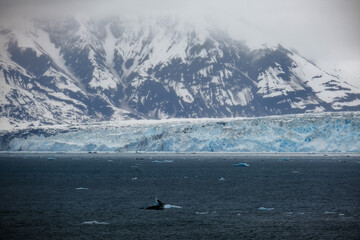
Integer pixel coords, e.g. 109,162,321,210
290,54,360,106
332,99,360,110
171,81,194,103
30,27,70,76
235,87,253,106
257,66,298,98
89,66,117,90
290,97,319,110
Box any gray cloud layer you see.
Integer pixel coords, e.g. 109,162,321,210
1,0,359,78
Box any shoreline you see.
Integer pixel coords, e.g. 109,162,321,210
1,151,360,158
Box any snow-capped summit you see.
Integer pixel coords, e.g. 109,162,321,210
0,16,359,129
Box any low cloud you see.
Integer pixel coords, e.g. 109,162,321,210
1,0,359,77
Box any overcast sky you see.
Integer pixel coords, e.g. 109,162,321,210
1,0,359,80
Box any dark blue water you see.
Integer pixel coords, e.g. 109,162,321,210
0,153,359,239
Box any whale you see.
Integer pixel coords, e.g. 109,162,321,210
146,199,165,210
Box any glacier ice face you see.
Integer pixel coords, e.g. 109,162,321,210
2,112,360,153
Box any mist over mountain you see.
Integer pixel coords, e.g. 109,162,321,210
0,16,359,129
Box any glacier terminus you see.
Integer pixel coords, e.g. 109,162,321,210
2,112,359,153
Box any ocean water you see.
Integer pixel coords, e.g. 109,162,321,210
0,153,359,239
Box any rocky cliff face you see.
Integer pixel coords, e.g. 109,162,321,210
1,16,359,128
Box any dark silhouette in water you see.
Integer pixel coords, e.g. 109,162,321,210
146,199,165,210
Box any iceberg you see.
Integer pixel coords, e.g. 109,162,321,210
152,160,174,163
233,163,250,167
1,112,359,152
258,207,275,211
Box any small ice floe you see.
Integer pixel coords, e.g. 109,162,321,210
233,163,250,167
195,211,209,215
324,211,337,215
152,160,174,163
132,177,138,181
76,187,89,190
292,170,300,174
258,207,274,211
219,177,226,181
339,213,345,217
82,220,109,225
164,204,183,209
297,212,305,215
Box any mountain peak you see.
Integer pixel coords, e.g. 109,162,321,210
0,16,359,130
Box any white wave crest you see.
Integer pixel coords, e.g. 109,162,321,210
195,211,209,215
164,204,182,209
82,220,109,225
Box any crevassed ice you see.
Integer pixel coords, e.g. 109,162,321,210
6,112,360,152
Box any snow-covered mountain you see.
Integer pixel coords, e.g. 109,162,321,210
1,16,359,129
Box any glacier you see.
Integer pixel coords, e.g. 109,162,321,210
1,112,359,153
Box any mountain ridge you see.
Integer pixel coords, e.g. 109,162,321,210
1,16,359,129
